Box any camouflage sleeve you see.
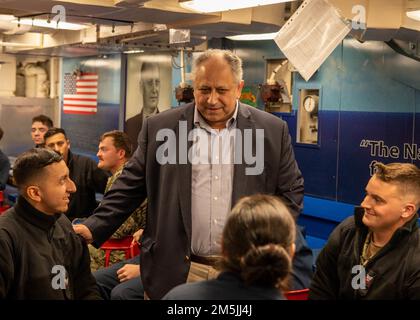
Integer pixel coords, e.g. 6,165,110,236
89,244,128,271
112,199,148,239
137,198,147,229
89,244,105,272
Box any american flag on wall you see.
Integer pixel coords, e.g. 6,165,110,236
63,72,98,115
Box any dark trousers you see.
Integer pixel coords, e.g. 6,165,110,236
291,226,314,290
93,256,144,300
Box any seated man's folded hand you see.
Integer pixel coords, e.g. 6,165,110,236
117,264,141,282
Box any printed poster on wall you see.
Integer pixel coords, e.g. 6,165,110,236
125,53,172,148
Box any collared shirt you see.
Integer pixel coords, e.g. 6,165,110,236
191,102,238,256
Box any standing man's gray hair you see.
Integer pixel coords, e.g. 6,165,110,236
193,49,243,84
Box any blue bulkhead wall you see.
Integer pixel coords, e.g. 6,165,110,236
214,38,420,243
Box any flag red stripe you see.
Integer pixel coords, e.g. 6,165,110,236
76,85,97,89
63,110,96,115
76,79,98,82
63,104,97,108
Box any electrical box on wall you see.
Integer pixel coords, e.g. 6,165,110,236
297,88,319,145
261,58,293,113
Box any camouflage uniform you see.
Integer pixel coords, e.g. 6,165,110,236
89,164,147,271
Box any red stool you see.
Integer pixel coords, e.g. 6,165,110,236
284,288,309,300
100,236,140,267
0,191,11,215
0,205,10,214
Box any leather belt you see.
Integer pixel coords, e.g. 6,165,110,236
190,254,221,267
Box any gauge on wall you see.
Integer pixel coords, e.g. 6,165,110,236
303,94,319,115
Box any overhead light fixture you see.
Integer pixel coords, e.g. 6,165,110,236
123,49,145,54
179,0,296,13
226,32,279,41
11,18,88,30
406,10,420,21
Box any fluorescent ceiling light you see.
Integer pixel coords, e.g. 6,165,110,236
226,32,279,41
406,10,420,21
179,0,295,13
123,49,145,54
11,18,88,30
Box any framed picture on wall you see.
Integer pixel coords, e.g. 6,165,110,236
125,53,172,148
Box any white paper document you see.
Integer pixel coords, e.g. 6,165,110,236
275,0,351,81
